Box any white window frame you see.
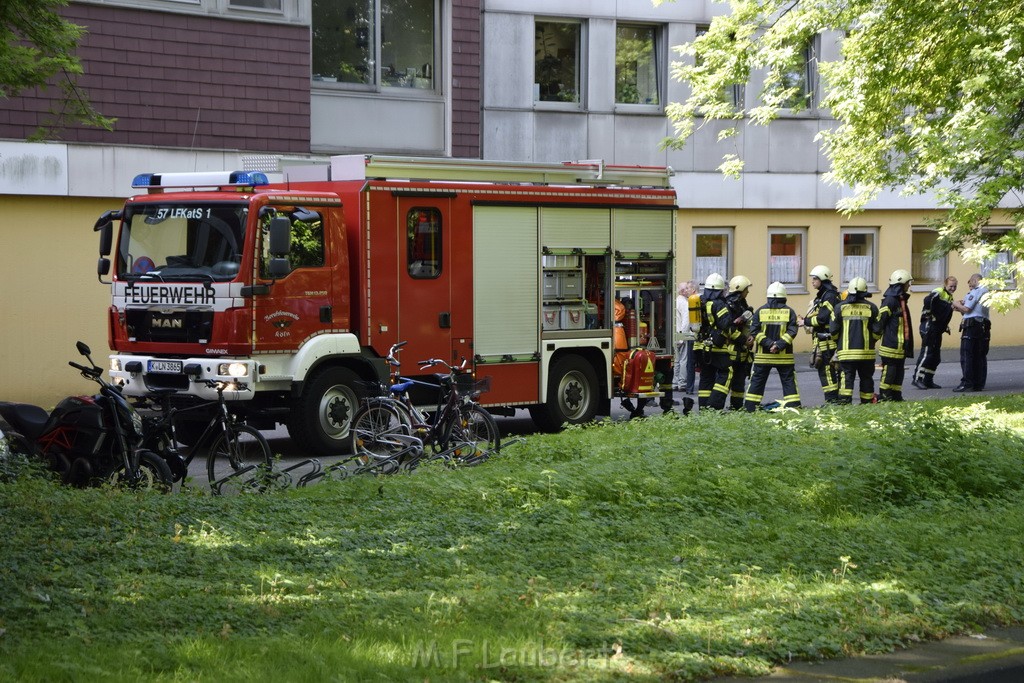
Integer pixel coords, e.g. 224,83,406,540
840,227,878,291
76,0,295,21
767,227,807,291
311,0,440,94
534,18,585,109
694,24,744,110
774,36,817,112
911,227,946,292
227,0,281,11
979,226,1018,287
614,22,664,110
692,227,733,287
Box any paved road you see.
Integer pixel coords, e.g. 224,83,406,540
256,345,1024,462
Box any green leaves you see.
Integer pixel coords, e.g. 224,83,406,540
667,0,1024,305
0,0,114,136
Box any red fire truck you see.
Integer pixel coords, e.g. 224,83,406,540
94,155,677,455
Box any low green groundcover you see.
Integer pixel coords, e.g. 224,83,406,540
2,396,1023,681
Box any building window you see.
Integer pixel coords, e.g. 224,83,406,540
768,228,806,287
774,39,815,109
693,227,733,286
229,0,281,9
615,24,659,105
840,228,878,289
312,0,436,91
695,25,743,109
911,228,945,288
407,207,442,278
979,227,1017,286
535,20,581,103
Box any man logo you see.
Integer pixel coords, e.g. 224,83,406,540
152,318,183,329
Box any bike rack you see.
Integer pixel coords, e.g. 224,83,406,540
281,458,322,487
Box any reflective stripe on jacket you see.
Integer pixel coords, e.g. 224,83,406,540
830,294,879,362
750,301,797,365
807,281,840,352
876,284,914,359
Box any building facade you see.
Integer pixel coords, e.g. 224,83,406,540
0,0,1019,404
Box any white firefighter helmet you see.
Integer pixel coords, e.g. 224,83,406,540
809,265,833,281
766,281,788,299
889,268,913,285
848,277,868,294
704,273,726,290
729,275,752,293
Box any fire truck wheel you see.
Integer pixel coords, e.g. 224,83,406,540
289,367,362,456
530,355,597,432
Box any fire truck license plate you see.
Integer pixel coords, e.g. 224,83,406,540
148,360,183,374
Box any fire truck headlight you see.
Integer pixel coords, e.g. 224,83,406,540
110,359,121,372
219,362,249,378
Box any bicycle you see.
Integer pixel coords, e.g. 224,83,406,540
139,380,283,495
346,342,500,473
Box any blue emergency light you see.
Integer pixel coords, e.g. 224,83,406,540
131,171,270,189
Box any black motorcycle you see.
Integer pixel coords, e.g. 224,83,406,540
0,342,173,490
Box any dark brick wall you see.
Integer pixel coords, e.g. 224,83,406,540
451,0,481,158
0,4,311,154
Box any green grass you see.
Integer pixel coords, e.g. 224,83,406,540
3,396,1024,681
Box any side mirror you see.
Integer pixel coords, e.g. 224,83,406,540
76,341,92,357
93,210,120,256
98,257,111,277
268,257,291,279
268,216,291,257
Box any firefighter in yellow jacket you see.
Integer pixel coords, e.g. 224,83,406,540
696,273,744,411
744,282,801,411
802,265,841,403
875,269,915,401
829,277,880,404
725,275,754,410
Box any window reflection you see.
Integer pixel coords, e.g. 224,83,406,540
311,0,435,90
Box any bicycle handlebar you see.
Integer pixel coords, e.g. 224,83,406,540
417,357,469,371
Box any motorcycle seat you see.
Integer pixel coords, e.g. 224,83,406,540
0,402,50,441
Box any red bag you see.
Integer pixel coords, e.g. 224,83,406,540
620,348,656,394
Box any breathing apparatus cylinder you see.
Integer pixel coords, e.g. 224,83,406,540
688,292,702,332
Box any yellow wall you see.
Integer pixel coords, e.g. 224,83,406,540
677,208,1024,353
2,198,1020,405
1,195,120,406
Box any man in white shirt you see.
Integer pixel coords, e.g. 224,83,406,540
674,280,697,393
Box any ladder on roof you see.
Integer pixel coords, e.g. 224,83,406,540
270,154,674,188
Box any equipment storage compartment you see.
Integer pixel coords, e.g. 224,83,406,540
560,304,585,330
558,270,583,300
542,271,559,300
542,305,561,331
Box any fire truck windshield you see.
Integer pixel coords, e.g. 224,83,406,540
117,203,249,281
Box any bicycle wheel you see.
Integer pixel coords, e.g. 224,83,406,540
206,424,274,495
349,400,416,463
442,404,500,465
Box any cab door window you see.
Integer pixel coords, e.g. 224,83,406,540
259,208,325,278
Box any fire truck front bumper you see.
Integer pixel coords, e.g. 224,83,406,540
109,355,257,400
